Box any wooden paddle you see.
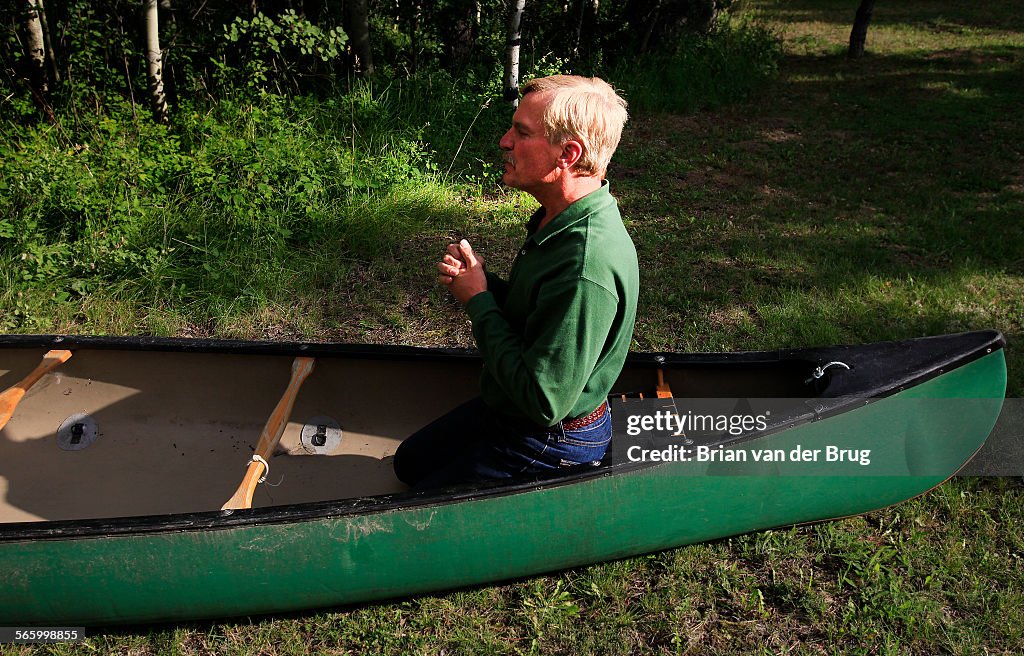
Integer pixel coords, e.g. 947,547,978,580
222,356,316,511
0,349,73,431
656,370,673,399
656,369,687,438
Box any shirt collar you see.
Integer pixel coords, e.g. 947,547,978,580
525,181,614,245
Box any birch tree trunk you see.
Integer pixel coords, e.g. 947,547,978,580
503,0,526,106
573,0,588,57
848,0,876,58
35,0,59,84
145,0,169,123
24,0,48,95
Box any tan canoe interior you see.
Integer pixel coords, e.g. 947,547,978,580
0,348,488,523
0,346,805,523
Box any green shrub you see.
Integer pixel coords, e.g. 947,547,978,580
218,10,348,94
0,80,471,326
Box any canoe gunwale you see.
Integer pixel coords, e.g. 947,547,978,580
0,330,1004,375
0,330,1006,543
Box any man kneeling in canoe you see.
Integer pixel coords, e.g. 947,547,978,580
393,75,639,488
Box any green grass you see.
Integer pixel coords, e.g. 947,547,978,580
2,0,1023,653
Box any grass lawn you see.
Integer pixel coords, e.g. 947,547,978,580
2,0,1023,653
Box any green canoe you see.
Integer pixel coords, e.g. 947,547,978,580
0,330,1006,625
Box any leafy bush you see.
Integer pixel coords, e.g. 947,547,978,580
219,10,348,94
0,80,461,325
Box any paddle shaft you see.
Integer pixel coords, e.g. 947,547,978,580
0,349,73,431
222,356,316,510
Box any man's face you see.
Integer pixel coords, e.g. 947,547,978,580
498,92,564,194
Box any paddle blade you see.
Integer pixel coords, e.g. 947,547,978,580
0,349,74,431
44,349,74,365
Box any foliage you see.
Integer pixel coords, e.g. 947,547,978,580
219,10,348,94
0,0,755,117
0,85,444,327
0,12,780,333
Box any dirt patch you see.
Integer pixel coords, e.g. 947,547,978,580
709,305,759,329
763,128,802,143
759,184,798,201
1005,171,1024,194
673,164,761,193
611,164,648,181
622,113,708,146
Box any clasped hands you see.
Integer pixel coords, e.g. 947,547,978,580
437,239,487,306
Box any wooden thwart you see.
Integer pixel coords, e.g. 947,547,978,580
222,357,316,511
0,349,73,431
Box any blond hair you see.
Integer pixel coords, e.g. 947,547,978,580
521,75,628,177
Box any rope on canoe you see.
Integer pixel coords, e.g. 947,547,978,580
250,454,284,487
252,454,270,483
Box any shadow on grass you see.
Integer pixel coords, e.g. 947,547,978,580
749,48,1021,268
752,0,1024,33
615,42,1022,395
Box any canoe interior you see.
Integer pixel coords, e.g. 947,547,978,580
0,345,816,524
0,330,1002,525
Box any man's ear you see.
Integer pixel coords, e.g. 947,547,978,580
557,140,584,170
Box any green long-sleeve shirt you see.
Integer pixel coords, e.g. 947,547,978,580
465,182,639,427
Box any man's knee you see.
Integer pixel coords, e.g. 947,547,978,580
392,438,421,486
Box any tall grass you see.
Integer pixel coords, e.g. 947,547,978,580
0,81,482,333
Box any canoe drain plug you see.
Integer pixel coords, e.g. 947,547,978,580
300,416,342,455
56,413,98,451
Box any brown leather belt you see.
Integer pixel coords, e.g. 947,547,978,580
560,401,608,431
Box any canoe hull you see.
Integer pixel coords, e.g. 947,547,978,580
0,345,1005,625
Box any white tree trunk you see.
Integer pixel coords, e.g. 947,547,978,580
35,0,60,83
145,0,168,123
24,0,47,94
503,0,526,106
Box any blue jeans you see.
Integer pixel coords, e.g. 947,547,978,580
393,397,612,489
